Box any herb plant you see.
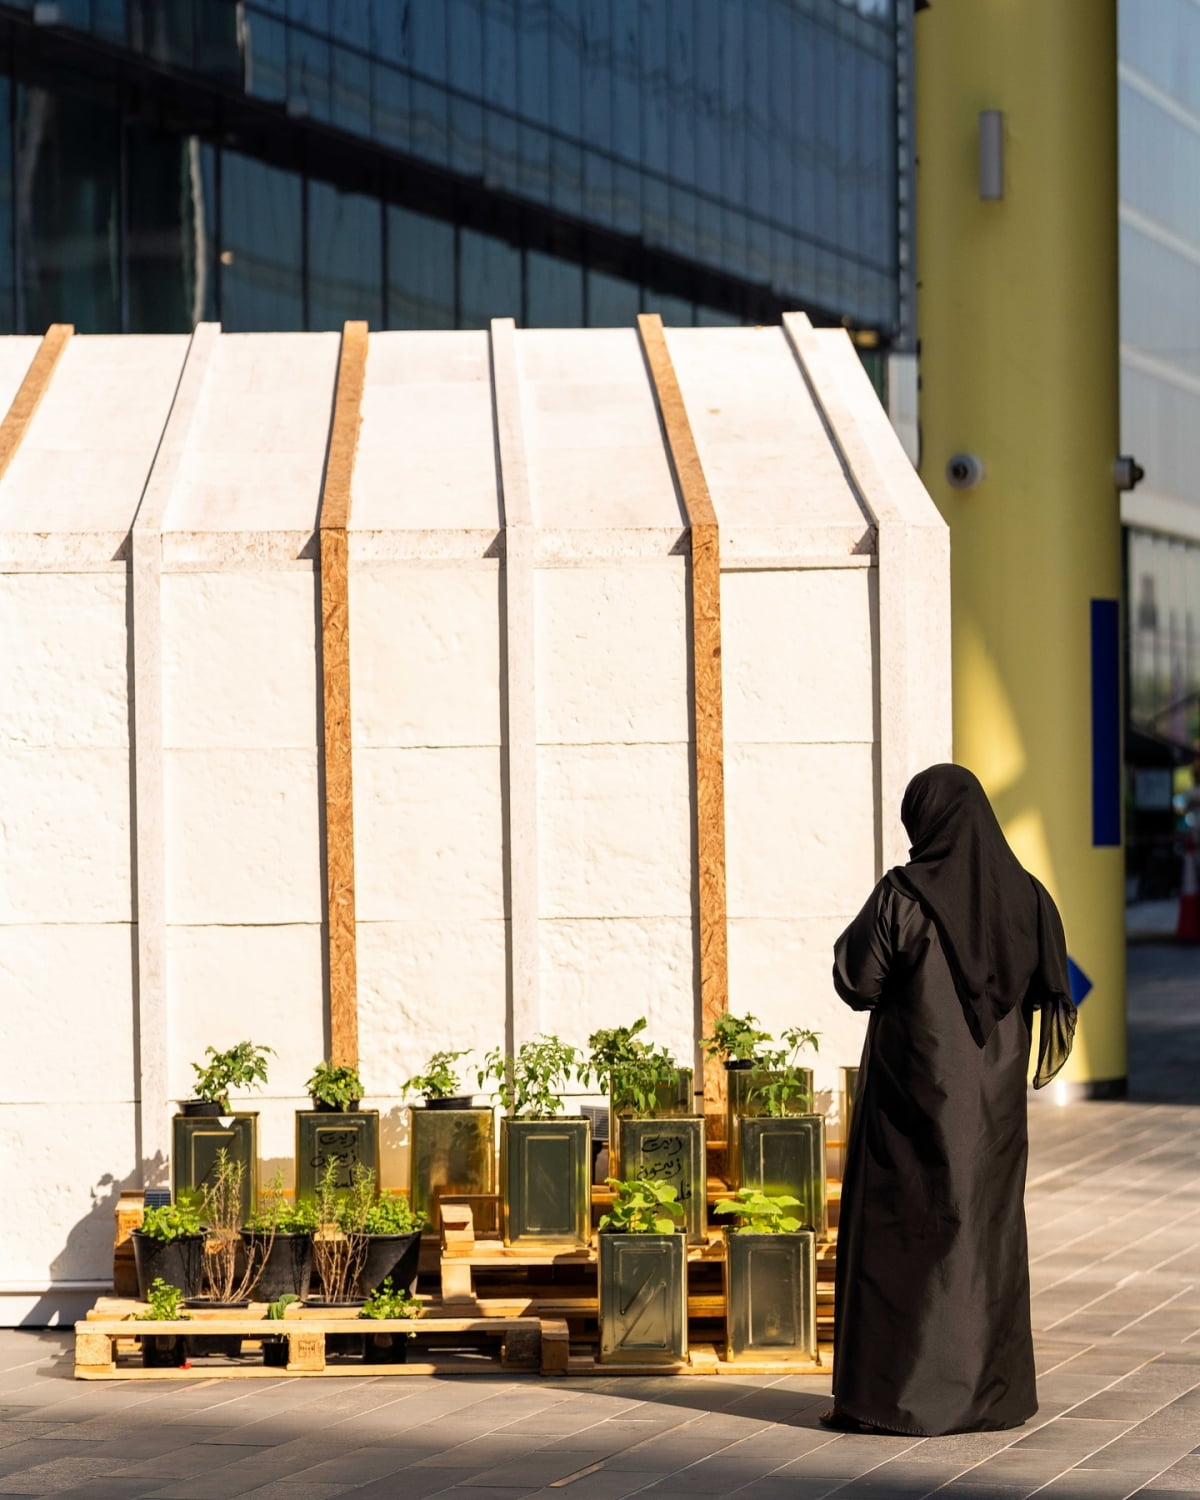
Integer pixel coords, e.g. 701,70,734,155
266,1292,298,1320
479,1035,582,1118
305,1060,364,1111
190,1041,274,1109
700,1013,773,1064
139,1202,202,1242
598,1178,685,1235
311,1160,374,1303
360,1277,422,1321
244,1179,319,1237
713,1188,803,1235
363,1192,426,1237
752,1026,821,1118
586,1021,683,1117
402,1050,470,1101
134,1278,191,1321
200,1148,267,1302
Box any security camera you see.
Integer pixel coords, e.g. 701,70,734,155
1113,455,1145,492
945,453,985,491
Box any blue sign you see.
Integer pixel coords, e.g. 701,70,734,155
1068,957,1093,1006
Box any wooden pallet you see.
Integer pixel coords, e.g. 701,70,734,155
562,1341,830,1377
75,1308,568,1380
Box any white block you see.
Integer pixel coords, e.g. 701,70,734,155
0,574,129,748
0,748,131,922
725,742,877,919
165,924,325,1102
162,572,319,749
535,563,689,745
351,564,501,748
356,919,508,1097
0,1102,137,1283
539,918,696,1063
722,568,876,745
354,748,506,921
538,744,693,919
164,749,322,924
727,915,867,1097
0,926,134,1102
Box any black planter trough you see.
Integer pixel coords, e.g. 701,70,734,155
130,1231,204,1301
363,1331,410,1364
360,1232,422,1297
243,1231,314,1302
141,1334,190,1369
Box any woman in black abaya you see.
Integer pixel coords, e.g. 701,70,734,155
827,763,1077,1437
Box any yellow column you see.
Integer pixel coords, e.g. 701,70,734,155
916,2,1125,1092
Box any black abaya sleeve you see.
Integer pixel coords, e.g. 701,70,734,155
832,879,894,1011
1028,877,1078,1089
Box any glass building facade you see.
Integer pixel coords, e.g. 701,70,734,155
1119,0,1200,888
0,0,905,339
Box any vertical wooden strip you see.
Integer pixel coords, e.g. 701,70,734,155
130,322,221,1182
489,318,541,1046
318,321,368,1067
637,314,729,1122
0,323,73,480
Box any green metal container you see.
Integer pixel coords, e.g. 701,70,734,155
840,1065,860,1141
609,1067,695,1177
616,1116,706,1244
723,1229,817,1362
171,1112,257,1219
738,1114,827,1240
501,1116,590,1248
598,1231,688,1364
726,1065,813,1187
410,1107,496,1229
294,1111,380,1200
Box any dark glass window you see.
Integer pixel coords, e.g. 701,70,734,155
219,150,303,331
526,250,583,328
642,289,694,326
386,205,454,329
0,77,13,333
127,128,216,333
459,227,521,328
307,179,382,330
244,10,288,104
586,268,639,326
17,85,120,333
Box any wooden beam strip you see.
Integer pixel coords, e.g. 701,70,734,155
637,314,729,1122
318,321,368,1067
0,324,73,481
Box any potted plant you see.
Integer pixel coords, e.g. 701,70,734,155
193,1149,266,1309
295,1060,380,1203
701,1014,820,1186
131,1201,204,1301
405,1050,496,1231
308,1160,374,1307
359,1276,422,1364
597,1178,687,1365
714,1188,817,1363
173,1040,272,1218
587,1021,703,1242
243,1175,318,1302
403,1050,473,1109
261,1292,297,1368
480,1036,590,1248
132,1277,192,1369
361,1192,427,1297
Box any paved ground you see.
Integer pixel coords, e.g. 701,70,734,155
2,944,1199,1499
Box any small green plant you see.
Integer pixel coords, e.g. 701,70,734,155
402,1049,470,1101
360,1277,422,1321
305,1060,364,1111
585,1021,682,1117
134,1278,191,1321
479,1035,582,1118
191,1040,274,1109
598,1178,685,1235
363,1192,426,1237
139,1201,202,1242
713,1188,803,1235
311,1160,375,1302
244,1176,319,1237
752,1026,821,1118
700,1012,773,1064
266,1292,298,1320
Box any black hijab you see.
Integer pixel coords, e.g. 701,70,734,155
890,763,1076,1085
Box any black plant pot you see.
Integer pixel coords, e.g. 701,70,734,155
363,1331,409,1365
180,1099,225,1117
131,1232,204,1301
184,1299,248,1359
312,1098,361,1113
141,1333,190,1369
424,1096,474,1110
360,1232,422,1297
243,1232,313,1302
262,1337,289,1368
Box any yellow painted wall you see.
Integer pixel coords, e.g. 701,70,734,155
916,1,1125,1086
